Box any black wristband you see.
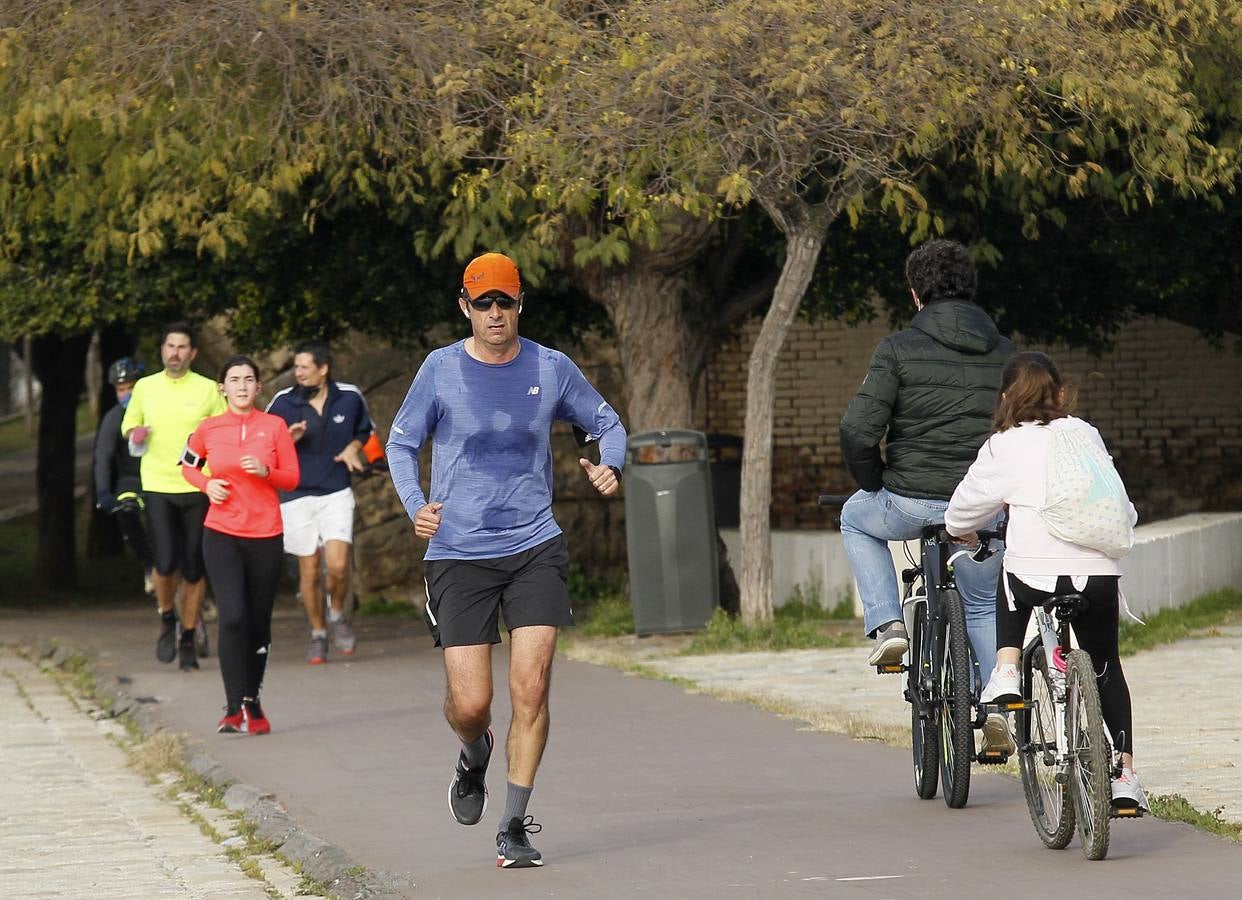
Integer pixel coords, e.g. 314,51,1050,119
607,465,622,481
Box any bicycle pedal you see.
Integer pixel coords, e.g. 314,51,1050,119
982,700,1031,713
1110,806,1144,819
976,750,1010,765
875,663,906,675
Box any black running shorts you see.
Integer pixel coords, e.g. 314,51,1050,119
423,534,574,648
144,491,210,582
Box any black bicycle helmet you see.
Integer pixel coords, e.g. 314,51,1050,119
107,357,146,385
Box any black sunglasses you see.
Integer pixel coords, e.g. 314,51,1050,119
463,291,521,311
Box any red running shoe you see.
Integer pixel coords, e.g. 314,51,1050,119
242,699,271,735
217,707,245,734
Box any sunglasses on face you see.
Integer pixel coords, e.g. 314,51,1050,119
464,292,521,312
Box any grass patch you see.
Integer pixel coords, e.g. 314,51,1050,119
0,413,37,454
568,565,634,637
683,602,863,655
0,509,146,607
0,403,93,454
1119,589,1242,656
1149,793,1242,841
131,731,187,781
355,595,419,618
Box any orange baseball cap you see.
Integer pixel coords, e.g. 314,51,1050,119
462,252,522,299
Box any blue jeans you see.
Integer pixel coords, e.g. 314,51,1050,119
840,488,1002,679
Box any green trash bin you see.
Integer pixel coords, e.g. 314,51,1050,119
624,429,719,635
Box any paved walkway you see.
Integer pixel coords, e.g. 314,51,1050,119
2,605,1239,899
0,649,288,898
606,624,1242,824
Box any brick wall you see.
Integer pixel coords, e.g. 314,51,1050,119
702,315,1242,527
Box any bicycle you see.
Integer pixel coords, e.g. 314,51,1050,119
820,494,1003,809
985,591,1142,861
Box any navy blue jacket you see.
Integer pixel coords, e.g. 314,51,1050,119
266,381,372,501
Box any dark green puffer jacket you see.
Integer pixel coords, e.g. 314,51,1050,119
839,299,1014,500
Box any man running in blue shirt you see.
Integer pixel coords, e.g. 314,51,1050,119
267,341,372,663
387,252,626,870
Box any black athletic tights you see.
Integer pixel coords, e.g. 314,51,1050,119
202,529,283,709
998,573,1133,755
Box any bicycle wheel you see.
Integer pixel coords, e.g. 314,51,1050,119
1017,640,1074,849
909,601,939,800
1066,649,1112,860
938,589,973,809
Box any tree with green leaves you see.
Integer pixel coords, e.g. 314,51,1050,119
512,0,1240,621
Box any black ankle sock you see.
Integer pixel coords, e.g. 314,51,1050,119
161,609,176,622
179,626,195,646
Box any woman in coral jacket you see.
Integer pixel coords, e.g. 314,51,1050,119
182,355,299,735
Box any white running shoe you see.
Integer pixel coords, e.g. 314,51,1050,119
980,664,1021,704
1111,768,1149,811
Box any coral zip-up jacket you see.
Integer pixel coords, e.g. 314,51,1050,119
182,409,299,539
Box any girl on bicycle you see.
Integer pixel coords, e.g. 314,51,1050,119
944,351,1145,811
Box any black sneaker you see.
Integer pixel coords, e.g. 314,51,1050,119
156,613,178,663
496,815,543,868
178,635,199,671
448,729,493,826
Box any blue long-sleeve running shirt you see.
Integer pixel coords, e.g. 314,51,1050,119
387,338,627,561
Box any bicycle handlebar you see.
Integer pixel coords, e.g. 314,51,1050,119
817,494,853,507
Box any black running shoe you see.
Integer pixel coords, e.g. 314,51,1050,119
178,634,199,671
448,728,493,826
496,815,543,868
156,613,178,663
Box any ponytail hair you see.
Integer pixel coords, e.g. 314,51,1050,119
993,351,1076,432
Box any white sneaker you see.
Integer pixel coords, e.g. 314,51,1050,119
980,664,1021,704
1111,768,1149,811
979,713,1017,757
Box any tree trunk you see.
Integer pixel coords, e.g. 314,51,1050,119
585,264,696,433
30,332,91,592
738,200,834,623
0,340,11,417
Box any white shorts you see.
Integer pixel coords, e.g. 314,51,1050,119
280,488,356,557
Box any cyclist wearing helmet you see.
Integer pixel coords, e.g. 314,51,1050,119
94,357,153,595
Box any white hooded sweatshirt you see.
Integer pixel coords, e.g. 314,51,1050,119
945,416,1138,580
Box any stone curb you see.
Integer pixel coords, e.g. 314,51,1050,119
18,637,415,900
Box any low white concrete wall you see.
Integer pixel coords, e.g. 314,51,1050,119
721,512,1242,617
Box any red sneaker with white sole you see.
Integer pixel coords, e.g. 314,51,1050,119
242,700,271,735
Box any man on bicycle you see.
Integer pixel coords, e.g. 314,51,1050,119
838,239,1012,751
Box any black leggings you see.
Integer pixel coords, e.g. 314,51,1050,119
203,529,283,709
999,573,1134,756
115,507,152,568
144,492,209,582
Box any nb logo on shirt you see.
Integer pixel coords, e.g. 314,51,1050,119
333,414,345,423
527,386,540,396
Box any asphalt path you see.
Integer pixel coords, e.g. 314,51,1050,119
1,603,1237,898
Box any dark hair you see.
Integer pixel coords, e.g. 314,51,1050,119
993,351,1076,432
217,355,260,384
905,239,977,304
160,321,197,347
294,340,333,372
